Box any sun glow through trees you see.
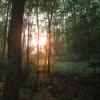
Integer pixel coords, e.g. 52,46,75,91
31,31,47,47
24,31,48,54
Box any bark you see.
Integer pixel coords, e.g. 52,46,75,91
3,0,26,100
2,0,10,58
22,24,26,54
36,4,39,81
47,13,52,74
26,19,30,69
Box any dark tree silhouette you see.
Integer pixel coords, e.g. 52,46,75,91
3,0,26,100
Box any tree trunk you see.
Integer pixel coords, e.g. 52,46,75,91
3,0,25,100
22,24,26,55
36,4,39,81
26,19,30,70
47,13,52,74
2,0,10,58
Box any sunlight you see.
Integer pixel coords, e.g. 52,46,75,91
38,36,47,46
22,12,49,55
30,31,48,54
31,31,47,47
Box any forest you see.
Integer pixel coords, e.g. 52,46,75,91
0,0,100,100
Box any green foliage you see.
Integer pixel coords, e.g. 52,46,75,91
53,61,100,75
52,0,100,60
39,0,59,14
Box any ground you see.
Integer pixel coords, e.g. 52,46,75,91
0,61,100,100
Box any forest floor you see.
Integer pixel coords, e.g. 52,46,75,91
0,61,100,100
20,72,100,100
20,61,100,100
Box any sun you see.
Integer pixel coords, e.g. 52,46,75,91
23,28,48,54
30,31,48,54
31,32,47,47
38,36,47,46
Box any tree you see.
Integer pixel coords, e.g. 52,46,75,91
36,0,40,81
40,0,59,74
3,0,26,100
2,0,11,58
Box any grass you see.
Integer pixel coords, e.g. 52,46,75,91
52,61,100,75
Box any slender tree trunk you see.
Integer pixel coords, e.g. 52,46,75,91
47,13,52,74
72,0,77,35
26,19,30,69
26,1,32,74
22,24,26,55
36,3,39,81
62,0,70,53
2,0,10,58
3,0,25,100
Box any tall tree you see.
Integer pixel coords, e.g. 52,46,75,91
36,1,40,81
3,0,26,100
2,0,11,58
40,0,59,74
